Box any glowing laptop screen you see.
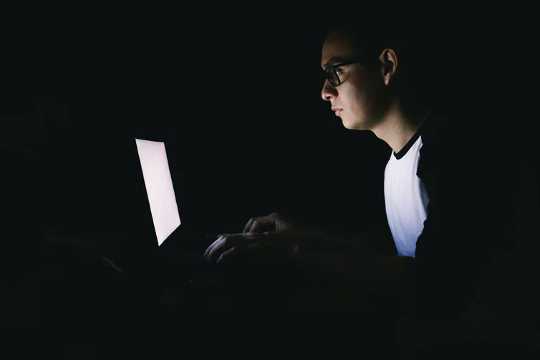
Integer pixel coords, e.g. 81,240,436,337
135,138,181,246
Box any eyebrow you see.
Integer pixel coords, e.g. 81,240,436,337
322,56,349,69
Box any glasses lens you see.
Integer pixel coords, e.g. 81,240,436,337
330,68,341,87
323,67,340,87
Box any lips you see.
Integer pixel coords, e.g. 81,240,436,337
332,108,343,116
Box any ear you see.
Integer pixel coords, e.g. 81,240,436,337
379,48,399,86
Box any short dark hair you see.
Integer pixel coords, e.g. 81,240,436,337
326,25,408,63
324,24,411,64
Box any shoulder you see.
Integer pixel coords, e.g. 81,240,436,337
416,113,454,179
417,111,485,177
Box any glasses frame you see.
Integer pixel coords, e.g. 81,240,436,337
322,57,368,87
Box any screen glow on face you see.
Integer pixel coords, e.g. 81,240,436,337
135,139,181,246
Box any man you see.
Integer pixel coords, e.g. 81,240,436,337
203,25,509,319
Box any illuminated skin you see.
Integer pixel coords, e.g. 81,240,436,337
320,32,386,131
321,32,419,153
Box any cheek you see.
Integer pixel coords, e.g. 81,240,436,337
338,84,357,107
342,87,368,117
350,82,382,118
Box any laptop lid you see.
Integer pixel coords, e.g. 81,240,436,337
135,138,181,246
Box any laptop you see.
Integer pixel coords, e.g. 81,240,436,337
133,135,218,290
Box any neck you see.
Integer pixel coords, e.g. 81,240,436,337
370,99,423,153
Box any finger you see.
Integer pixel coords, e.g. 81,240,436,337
206,233,253,263
242,218,254,233
205,234,236,260
203,234,222,258
216,246,239,264
217,234,272,264
247,216,275,234
203,235,225,260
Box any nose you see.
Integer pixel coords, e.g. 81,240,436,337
321,79,337,102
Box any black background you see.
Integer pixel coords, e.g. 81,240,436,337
7,12,534,240
1,5,539,356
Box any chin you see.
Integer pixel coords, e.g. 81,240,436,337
341,116,366,130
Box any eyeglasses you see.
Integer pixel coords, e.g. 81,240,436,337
322,58,367,88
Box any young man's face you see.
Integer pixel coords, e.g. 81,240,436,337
320,33,386,130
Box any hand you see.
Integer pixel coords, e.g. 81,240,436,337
242,212,293,234
203,230,300,265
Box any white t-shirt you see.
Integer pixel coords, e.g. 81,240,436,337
384,134,429,257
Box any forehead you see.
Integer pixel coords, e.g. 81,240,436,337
321,32,357,67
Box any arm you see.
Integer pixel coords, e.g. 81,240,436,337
205,215,413,296
412,126,512,319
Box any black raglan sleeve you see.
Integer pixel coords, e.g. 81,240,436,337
413,121,510,320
